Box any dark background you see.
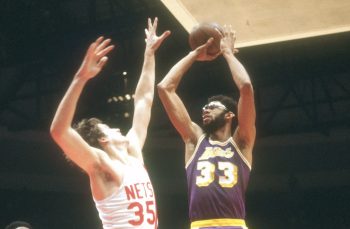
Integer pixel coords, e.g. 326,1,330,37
1,0,350,228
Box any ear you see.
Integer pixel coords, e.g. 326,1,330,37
225,111,235,120
98,137,108,144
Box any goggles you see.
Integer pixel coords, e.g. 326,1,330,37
202,101,228,111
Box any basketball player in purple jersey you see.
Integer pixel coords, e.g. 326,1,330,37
50,18,170,229
157,25,255,229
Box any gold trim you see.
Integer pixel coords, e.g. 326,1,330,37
191,218,247,228
230,138,252,170
208,137,231,146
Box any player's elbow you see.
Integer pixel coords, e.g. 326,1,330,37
50,127,63,144
157,84,168,103
157,80,174,92
157,82,173,99
50,123,61,139
157,81,167,92
240,82,254,96
50,124,68,144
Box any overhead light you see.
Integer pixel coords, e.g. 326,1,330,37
122,71,127,76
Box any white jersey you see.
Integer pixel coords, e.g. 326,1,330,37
94,158,157,229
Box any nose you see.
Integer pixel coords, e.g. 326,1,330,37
202,109,210,115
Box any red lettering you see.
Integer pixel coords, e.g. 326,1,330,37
134,183,142,199
146,201,156,224
127,202,143,225
126,182,154,200
125,185,136,200
140,182,148,197
146,182,154,197
127,201,157,227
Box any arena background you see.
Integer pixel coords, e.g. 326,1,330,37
1,0,349,228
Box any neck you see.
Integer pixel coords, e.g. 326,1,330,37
104,143,129,163
209,125,232,141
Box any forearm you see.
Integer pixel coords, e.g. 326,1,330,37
223,52,252,90
158,51,198,91
50,76,88,134
134,51,155,105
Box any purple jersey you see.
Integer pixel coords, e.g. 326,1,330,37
186,134,251,224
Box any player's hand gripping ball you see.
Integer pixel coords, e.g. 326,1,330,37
188,22,223,55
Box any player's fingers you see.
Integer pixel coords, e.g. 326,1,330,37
97,45,115,58
200,37,214,50
148,18,153,32
96,38,112,53
215,28,223,38
145,29,150,37
152,17,158,32
231,28,236,37
196,37,213,51
97,56,108,69
96,36,104,44
228,26,234,38
85,41,98,62
223,24,230,37
229,25,234,33
158,30,171,43
205,37,214,46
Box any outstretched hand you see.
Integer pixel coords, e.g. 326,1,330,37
145,17,171,54
218,25,239,55
75,37,115,80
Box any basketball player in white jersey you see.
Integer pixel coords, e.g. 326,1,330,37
50,18,170,229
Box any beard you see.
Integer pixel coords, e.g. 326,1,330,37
202,111,227,135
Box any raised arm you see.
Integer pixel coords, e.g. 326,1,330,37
157,38,217,162
157,51,201,143
220,26,256,163
50,37,114,173
127,18,170,153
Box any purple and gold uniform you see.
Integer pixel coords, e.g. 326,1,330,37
186,135,251,229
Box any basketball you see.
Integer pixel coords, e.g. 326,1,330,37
188,22,223,55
